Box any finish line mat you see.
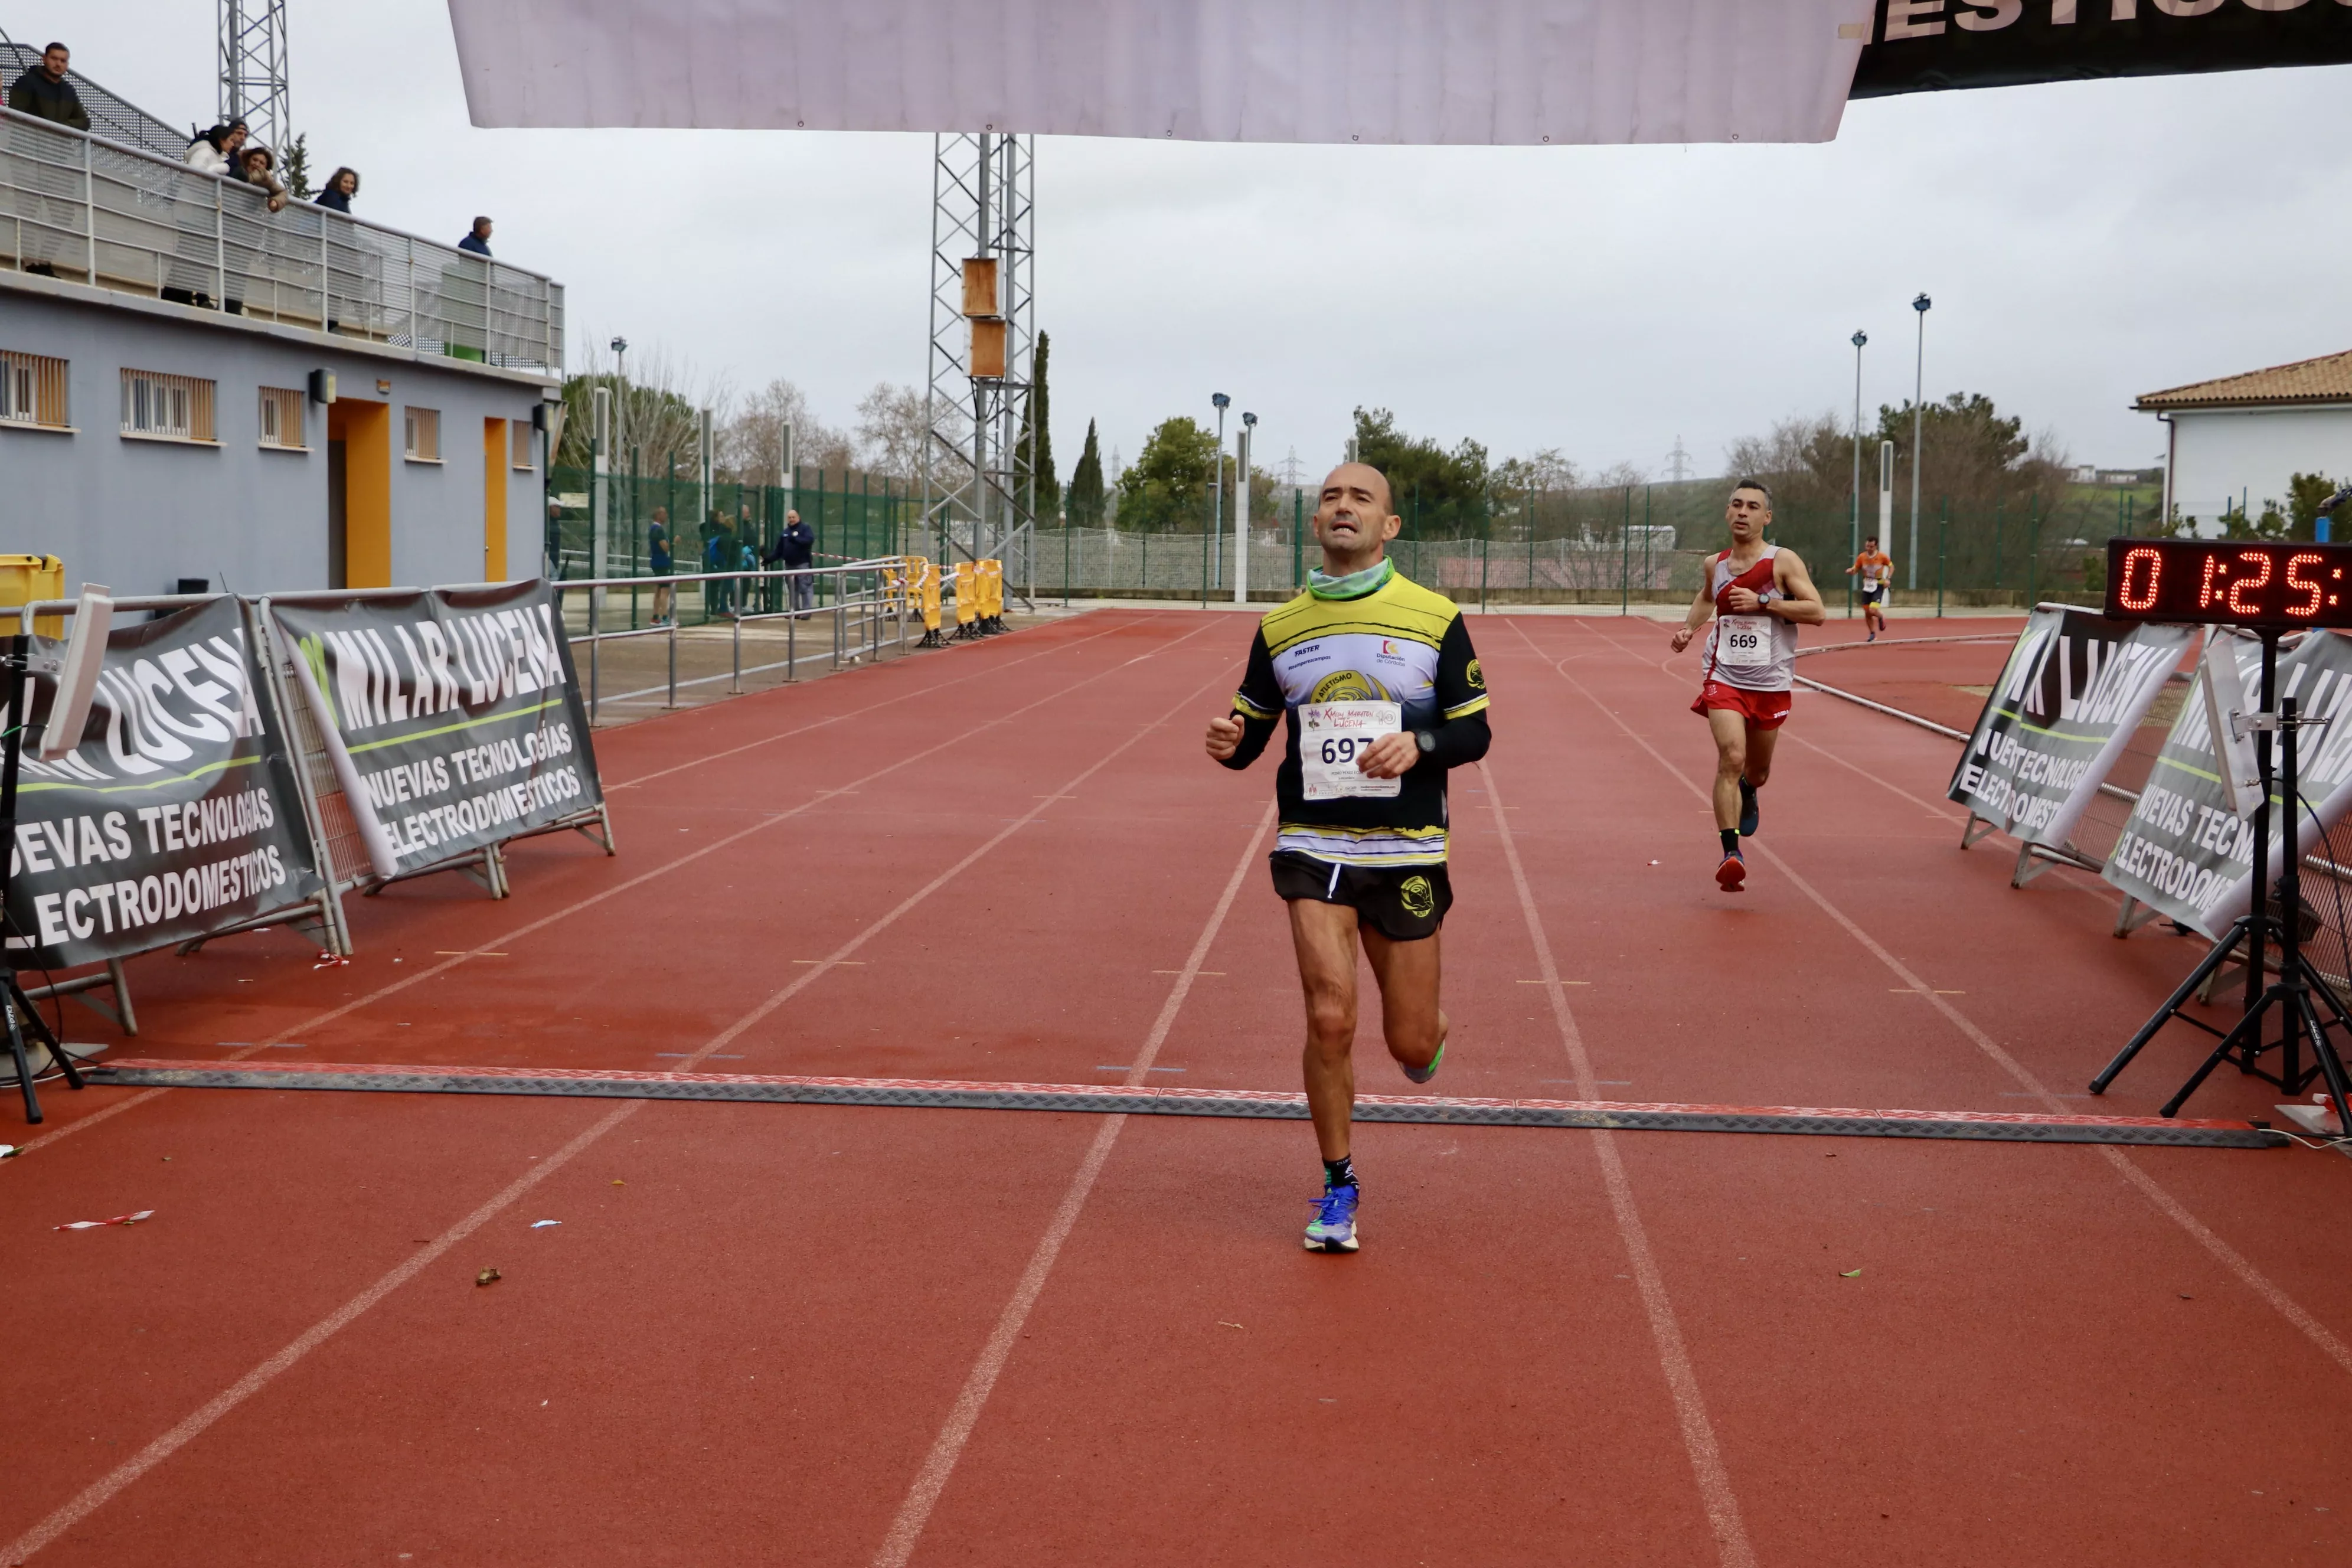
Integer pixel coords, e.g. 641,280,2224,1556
84,1060,2286,1148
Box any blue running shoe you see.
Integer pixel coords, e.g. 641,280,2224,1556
1716,848,1747,892
1401,1040,1444,1086
1738,778,1760,838
1304,1182,1360,1252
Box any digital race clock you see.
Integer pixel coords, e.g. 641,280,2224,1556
2105,538,2352,628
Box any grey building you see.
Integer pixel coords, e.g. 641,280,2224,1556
2,96,564,599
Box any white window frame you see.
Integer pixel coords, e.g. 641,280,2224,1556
119,369,217,445
404,405,442,463
1,351,73,432
258,386,308,451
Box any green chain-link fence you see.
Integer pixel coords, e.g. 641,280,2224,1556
543,463,923,628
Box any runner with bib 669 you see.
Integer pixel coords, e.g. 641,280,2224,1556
1668,479,1824,893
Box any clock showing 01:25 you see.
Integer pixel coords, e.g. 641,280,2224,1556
2105,539,2352,629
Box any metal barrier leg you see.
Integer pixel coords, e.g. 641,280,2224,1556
731,599,743,694
589,625,602,725
109,957,138,1036
832,602,842,671
666,615,679,708
788,602,797,682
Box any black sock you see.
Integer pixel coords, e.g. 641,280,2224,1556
1720,828,1739,856
1323,1155,1357,1190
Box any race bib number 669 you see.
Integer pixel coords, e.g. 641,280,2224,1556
1299,700,1402,800
1716,615,1771,669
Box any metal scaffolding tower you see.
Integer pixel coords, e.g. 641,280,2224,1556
920,132,1036,591
218,0,292,158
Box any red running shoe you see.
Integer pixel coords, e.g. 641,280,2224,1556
1716,849,1747,892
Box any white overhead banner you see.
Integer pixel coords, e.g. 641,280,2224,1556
445,0,1870,146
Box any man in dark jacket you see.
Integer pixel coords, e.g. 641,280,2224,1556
458,217,493,256
8,43,90,131
767,509,816,612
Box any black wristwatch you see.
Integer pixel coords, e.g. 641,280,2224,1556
1414,729,1438,756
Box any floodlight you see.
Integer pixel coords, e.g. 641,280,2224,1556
33,587,112,762
1211,393,1229,410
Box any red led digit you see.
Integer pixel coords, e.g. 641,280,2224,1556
2199,550,2227,609
2225,550,2273,616
2286,553,2325,618
2117,546,2162,612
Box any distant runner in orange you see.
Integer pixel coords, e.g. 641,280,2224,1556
1846,537,1894,642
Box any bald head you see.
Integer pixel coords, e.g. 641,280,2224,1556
1322,462,1393,517
1312,462,1402,574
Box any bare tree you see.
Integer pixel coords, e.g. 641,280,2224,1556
560,335,729,475
858,381,974,491
723,378,850,486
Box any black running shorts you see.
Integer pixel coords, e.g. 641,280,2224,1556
1269,850,1452,942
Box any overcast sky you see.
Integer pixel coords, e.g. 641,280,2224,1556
14,1,2351,482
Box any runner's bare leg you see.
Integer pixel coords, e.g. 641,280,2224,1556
1743,723,1779,794
1289,899,1362,1161
1362,926,1445,1074
1708,708,1749,829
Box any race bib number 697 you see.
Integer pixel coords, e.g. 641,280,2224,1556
1299,700,1403,800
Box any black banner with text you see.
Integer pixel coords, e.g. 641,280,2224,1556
5,597,321,968
269,582,603,881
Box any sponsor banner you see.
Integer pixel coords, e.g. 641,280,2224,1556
2102,629,2352,939
4,597,322,968
1854,1,2352,99
1948,606,2194,851
269,582,604,881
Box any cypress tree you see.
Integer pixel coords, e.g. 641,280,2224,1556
1017,332,1060,520
1067,419,1106,527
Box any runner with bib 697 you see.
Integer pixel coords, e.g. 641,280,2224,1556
1668,479,1824,893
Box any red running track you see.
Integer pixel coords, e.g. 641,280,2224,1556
4,607,2351,1566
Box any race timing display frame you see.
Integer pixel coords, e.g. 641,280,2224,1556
2106,538,2352,629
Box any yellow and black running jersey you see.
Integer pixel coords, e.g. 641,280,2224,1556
1221,564,1491,867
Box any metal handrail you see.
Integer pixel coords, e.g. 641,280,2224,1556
16,561,919,727
547,560,914,718
1,102,564,373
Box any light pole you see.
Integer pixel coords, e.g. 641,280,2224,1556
1909,293,1930,592
1850,329,1866,620
1210,392,1230,591
1236,411,1256,605
609,335,629,466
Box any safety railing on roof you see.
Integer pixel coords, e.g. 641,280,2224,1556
0,103,564,374
0,44,188,161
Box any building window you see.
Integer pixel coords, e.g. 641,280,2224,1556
0,351,70,430
511,417,534,471
120,369,216,443
259,387,307,450
405,406,441,462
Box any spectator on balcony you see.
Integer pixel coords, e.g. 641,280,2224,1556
458,217,494,257
186,119,247,176
9,41,90,131
316,166,360,214
239,145,289,214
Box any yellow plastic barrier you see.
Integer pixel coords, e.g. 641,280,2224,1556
0,554,65,639
978,558,1003,622
953,560,978,630
918,558,942,632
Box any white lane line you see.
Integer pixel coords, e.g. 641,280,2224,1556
0,653,1241,1565
1510,620,2352,1383
1479,760,1758,1568
14,616,1223,1161
870,800,1276,1568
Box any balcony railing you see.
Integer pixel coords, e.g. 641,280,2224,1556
0,104,564,375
